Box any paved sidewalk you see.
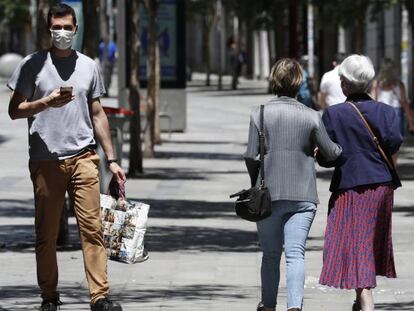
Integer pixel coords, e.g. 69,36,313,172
0,76,413,310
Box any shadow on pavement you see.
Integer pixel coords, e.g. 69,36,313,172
145,225,259,253
0,135,9,145
375,300,414,310
0,197,325,253
155,150,242,161
0,223,81,252
316,169,334,181
142,199,235,219
0,284,88,310
141,198,323,252
164,140,245,146
398,162,414,180
0,283,251,309
0,199,34,217
122,150,243,162
317,163,414,182
129,167,245,180
117,284,250,302
188,85,268,96
393,204,414,217
204,90,269,97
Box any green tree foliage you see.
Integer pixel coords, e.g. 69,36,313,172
312,0,398,29
311,0,397,53
186,0,216,22
0,0,30,30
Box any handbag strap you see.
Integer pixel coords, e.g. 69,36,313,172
259,105,265,188
348,101,396,171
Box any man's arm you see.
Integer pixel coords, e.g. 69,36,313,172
370,79,378,99
91,98,126,184
8,89,73,120
318,92,327,110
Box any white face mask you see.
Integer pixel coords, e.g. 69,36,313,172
51,29,74,50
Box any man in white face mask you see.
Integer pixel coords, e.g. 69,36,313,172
7,3,124,311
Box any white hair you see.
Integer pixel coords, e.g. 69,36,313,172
338,54,375,93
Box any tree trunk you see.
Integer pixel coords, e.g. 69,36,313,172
407,4,414,107
143,0,159,158
154,41,161,144
202,16,211,86
36,0,50,50
82,0,100,58
99,0,110,93
288,0,299,59
244,30,251,79
266,29,275,93
128,0,143,176
354,17,365,54
231,16,240,90
217,0,224,91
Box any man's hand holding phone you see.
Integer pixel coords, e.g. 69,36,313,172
47,87,74,108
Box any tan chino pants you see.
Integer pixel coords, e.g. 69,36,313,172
29,150,109,303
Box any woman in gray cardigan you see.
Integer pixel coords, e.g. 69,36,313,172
245,58,342,311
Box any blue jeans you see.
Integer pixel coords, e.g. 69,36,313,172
256,200,316,309
394,107,405,136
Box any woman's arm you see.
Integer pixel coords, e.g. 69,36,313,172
314,111,342,166
244,114,260,186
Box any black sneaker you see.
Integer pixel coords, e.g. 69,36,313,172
256,301,264,311
90,297,122,311
40,298,62,311
352,300,361,311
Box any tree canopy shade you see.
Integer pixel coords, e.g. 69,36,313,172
186,0,216,23
0,0,30,31
311,0,399,29
222,0,288,31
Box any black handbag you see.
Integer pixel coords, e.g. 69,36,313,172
229,105,272,222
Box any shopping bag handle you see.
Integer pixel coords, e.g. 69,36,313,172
108,177,126,199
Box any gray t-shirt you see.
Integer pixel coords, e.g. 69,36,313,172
7,50,105,160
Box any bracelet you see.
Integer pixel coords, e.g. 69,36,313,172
108,159,118,165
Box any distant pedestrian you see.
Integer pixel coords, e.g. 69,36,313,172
228,36,245,89
317,55,403,311
7,3,125,311
99,37,117,97
318,53,347,109
244,58,342,311
297,56,317,109
371,58,414,136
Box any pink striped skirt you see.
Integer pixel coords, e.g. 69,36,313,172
319,184,396,289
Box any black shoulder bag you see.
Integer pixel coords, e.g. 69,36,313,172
229,105,272,222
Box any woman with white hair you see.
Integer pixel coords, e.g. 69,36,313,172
316,55,403,311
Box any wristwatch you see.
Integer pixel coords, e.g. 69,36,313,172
108,159,118,165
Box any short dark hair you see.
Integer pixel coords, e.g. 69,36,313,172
47,3,77,29
269,58,303,97
334,52,347,64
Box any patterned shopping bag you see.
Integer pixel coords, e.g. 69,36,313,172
100,194,150,263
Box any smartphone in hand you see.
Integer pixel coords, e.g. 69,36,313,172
60,86,73,96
